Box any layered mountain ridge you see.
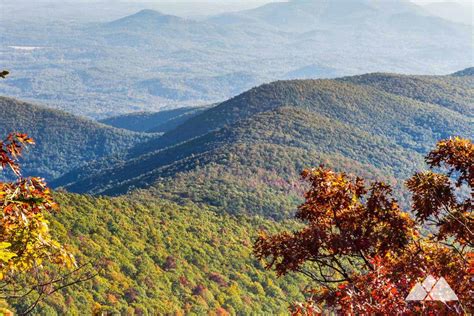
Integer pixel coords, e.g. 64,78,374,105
1,0,472,117
51,69,473,218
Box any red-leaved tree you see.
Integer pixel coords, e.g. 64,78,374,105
255,137,473,314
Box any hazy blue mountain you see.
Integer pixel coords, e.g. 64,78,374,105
106,9,185,31
210,0,425,32
0,1,472,118
284,64,340,80
136,72,260,103
452,67,474,77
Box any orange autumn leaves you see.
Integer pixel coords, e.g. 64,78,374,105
0,133,74,281
255,137,473,314
407,137,473,248
0,133,34,176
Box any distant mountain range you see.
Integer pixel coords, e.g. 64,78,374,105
47,68,473,218
0,0,472,118
210,0,425,32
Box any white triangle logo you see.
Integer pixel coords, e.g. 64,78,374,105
405,282,428,301
405,275,458,302
429,277,459,302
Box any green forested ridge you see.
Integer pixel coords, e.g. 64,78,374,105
54,71,473,219
0,96,155,180
10,192,307,315
58,107,419,217
130,73,472,156
340,71,474,116
99,106,208,133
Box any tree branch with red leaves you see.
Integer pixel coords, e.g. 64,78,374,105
255,137,473,314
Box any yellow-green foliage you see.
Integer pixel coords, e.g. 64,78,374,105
12,192,307,314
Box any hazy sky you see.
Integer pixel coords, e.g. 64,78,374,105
7,0,472,4
2,0,472,22
111,0,472,4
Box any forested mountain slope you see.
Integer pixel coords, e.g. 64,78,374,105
139,71,472,160
53,70,473,218
0,97,154,180
11,192,306,314
340,70,474,116
59,106,421,193
99,106,208,133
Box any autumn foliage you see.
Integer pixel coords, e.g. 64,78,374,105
0,133,77,313
255,137,473,314
0,133,74,273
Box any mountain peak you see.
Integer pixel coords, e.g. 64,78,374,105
133,9,168,18
223,0,424,32
107,9,184,29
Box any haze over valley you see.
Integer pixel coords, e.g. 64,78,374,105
1,0,472,118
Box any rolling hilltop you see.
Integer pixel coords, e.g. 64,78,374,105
341,70,474,117
0,97,154,180
55,69,473,219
